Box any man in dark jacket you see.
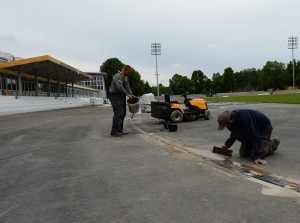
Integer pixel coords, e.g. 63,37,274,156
217,109,280,165
108,65,136,136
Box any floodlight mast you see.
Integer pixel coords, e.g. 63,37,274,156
151,42,161,96
288,36,298,88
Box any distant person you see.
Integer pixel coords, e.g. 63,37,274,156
217,109,280,165
108,65,136,136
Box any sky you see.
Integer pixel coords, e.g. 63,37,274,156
1,0,299,86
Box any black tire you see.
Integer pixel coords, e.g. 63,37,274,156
170,110,183,123
204,110,210,120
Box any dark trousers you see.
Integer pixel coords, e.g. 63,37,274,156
109,95,126,133
239,128,274,158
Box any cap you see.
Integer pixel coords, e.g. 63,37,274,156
217,110,230,130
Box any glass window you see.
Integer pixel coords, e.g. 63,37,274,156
2,76,7,90
22,81,26,91
60,86,65,93
7,78,12,90
31,82,36,91
11,78,17,90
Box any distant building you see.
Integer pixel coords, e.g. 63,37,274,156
80,72,108,99
0,53,98,98
0,51,22,63
0,51,14,63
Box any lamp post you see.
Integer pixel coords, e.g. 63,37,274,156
151,42,161,96
288,36,298,88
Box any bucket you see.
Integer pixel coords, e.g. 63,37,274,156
168,123,178,132
128,103,139,113
127,97,139,114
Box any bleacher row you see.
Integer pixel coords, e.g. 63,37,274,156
0,96,105,116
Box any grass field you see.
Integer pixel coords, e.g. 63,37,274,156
205,94,300,104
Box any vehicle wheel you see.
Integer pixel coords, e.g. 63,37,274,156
204,110,210,120
170,110,183,123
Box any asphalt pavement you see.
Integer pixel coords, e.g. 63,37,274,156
0,103,299,223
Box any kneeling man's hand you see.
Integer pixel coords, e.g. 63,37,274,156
254,159,268,165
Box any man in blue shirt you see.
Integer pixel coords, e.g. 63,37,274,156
217,109,280,165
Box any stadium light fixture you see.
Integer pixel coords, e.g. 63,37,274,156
151,42,161,96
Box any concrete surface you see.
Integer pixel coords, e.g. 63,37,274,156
0,104,300,223
135,102,300,180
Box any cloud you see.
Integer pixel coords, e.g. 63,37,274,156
170,63,187,70
0,34,16,45
1,0,299,88
206,44,222,51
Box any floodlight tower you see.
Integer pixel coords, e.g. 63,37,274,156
288,36,298,88
151,42,161,96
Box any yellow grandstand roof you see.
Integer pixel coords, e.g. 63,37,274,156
0,55,92,83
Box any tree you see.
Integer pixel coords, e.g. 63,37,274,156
191,70,207,93
286,60,300,87
143,81,152,94
260,61,288,90
222,67,236,92
128,69,145,96
202,78,212,96
235,68,261,91
169,74,183,95
211,72,223,93
169,74,195,95
100,58,124,87
100,58,147,96
151,84,170,95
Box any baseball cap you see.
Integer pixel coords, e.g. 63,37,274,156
217,110,230,130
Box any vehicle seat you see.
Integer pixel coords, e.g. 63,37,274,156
184,100,192,107
164,93,170,103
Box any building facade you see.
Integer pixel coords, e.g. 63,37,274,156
0,52,99,98
80,72,108,99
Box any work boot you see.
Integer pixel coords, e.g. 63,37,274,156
239,143,251,158
111,131,122,136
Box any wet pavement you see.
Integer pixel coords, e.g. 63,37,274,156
0,104,299,223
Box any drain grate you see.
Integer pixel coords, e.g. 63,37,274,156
291,187,300,192
253,175,290,187
205,156,300,193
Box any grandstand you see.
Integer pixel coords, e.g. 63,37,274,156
0,52,107,115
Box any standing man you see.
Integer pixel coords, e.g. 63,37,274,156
108,65,136,136
217,109,280,165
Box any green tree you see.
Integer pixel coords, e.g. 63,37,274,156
143,81,152,94
211,72,223,93
222,67,236,92
286,60,300,87
202,78,212,96
128,69,145,96
191,70,207,93
151,84,170,96
100,58,146,96
235,68,261,91
169,74,183,94
100,58,124,87
260,61,288,90
169,74,195,95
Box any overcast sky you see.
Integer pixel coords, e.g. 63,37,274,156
1,0,299,86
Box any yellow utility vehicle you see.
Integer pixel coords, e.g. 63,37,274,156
166,93,210,123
